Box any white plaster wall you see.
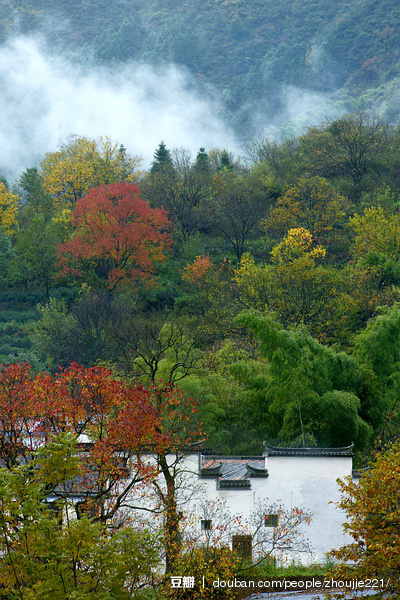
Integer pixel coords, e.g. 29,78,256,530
123,453,352,565
187,455,352,564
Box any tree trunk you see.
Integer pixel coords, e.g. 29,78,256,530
158,454,182,574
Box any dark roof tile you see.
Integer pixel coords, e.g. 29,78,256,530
263,443,354,457
200,456,267,488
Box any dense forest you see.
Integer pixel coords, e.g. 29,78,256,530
1,0,400,459
1,3,400,595
1,0,400,135
1,112,400,460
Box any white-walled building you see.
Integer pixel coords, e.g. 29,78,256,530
62,440,355,565
149,443,355,565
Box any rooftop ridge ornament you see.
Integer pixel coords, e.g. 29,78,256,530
246,463,269,477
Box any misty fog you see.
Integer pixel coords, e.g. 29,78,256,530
0,35,346,183
0,36,240,182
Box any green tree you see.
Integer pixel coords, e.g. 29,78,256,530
345,207,400,323
144,147,214,236
180,255,240,346
205,170,269,260
177,341,264,454
110,311,202,385
0,434,161,599
234,230,342,339
352,303,400,439
217,149,233,171
0,226,13,289
325,112,385,186
234,310,372,448
9,213,69,299
31,294,120,368
150,140,173,173
299,113,386,199
195,147,211,172
245,137,301,185
19,167,53,213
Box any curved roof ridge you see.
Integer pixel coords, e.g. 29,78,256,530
263,442,354,457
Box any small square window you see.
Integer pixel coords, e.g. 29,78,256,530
264,514,279,527
201,519,212,531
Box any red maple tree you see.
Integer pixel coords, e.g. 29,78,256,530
0,363,159,520
57,182,172,290
0,362,204,544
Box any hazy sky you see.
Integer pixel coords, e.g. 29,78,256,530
0,36,240,182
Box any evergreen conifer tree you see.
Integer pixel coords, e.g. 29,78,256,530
217,149,233,171
195,147,210,171
150,141,173,173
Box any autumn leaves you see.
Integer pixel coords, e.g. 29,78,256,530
57,183,172,291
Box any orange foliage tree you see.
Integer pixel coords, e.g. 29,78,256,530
329,442,400,597
182,255,212,286
57,182,172,290
0,361,204,573
0,363,201,522
0,362,158,521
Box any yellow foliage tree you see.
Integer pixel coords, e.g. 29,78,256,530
265,176,351,253
271,227,326,263
234,229,339,339
232,253,274,311
0,182,19,236
344,207,400,321
267,176,350,234
96,137,143,185
41,135,142,207
349,206,400,261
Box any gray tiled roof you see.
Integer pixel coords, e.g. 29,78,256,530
263,443,354,457
200,456,268,488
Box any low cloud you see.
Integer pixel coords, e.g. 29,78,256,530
0,36,239,181
253,85,346,142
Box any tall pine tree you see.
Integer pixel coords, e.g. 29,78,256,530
150,141,173,173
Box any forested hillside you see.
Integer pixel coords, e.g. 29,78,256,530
1,0,400,459
1,113,400,460
1,4,400,593
1,0,400,134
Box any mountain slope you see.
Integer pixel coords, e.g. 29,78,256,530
1,0,399,136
